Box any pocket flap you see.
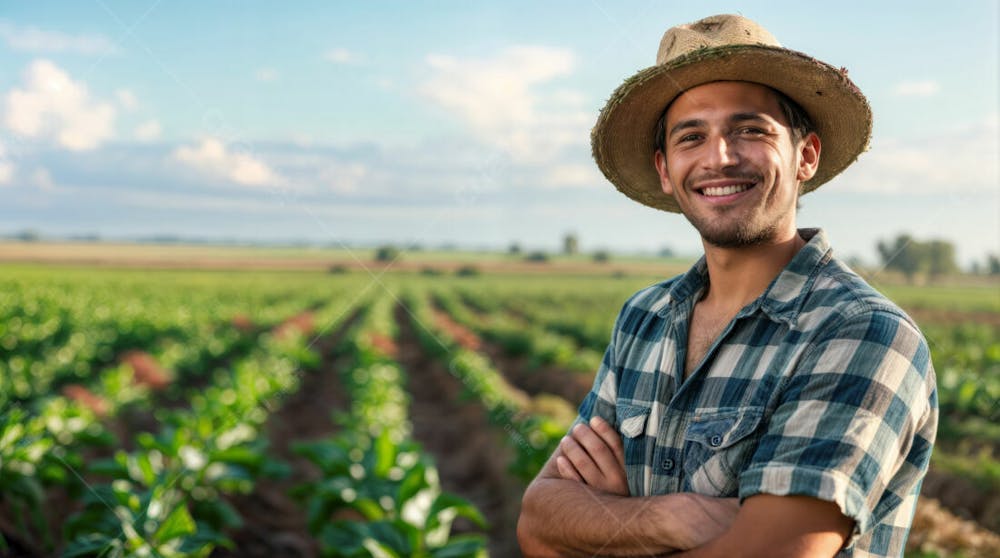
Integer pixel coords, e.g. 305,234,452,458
616,405,649,438
685,408,763,450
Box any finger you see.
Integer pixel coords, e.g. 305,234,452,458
571,423,621,478
560,434,601,483
556,455,583,483
589,416,626,470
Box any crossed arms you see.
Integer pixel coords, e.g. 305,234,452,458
516,416,854,557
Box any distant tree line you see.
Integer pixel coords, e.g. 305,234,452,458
873,234,1000,282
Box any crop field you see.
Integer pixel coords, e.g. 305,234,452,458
0,261,997,557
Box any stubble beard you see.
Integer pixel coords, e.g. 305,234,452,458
681,173,797,249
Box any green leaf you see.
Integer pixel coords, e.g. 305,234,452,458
427,493,487,531
153,504,196,542
365,520,413,555
318,521,369,556
62,535,123,558
398,462,429,505
373,430,396,477
429,535,488,558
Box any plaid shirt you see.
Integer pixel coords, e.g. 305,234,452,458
577,229,937,557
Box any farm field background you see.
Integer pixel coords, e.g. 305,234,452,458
1,245,998,557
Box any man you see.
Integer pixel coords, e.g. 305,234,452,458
517,14,937,558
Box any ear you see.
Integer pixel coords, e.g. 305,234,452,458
796,132,821,182
654,150,674,195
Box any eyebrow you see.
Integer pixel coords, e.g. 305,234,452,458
667,112,774,139
668,118,705,139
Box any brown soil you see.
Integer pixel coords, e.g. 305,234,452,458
215,308,362,557
230,313,256,333
120,350,171,389
367,331,399,358
272,311,317,340
909,496,1000,557
396,303,525,557
921,468,1000,533
906,307,1000,327
449,298,594,405
431,308,482,351
61,384,109,417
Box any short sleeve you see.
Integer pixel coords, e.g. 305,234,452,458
739,307,937,548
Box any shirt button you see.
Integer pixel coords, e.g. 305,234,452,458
662,458,674,471
710,435,723,447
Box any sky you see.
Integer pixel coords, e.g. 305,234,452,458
0,1,997,266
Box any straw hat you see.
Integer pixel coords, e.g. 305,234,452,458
591,14,871,213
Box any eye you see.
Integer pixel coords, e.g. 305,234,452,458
736,127,766,136
676,133,702,144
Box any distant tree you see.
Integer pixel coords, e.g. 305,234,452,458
455,265,481,277
970,261,982,275
877,234,922,283
988,254,1000,275
374,245,400,262
593,250,611,263
877,234,959,282
659,246,675,258
14,229,40,242
508,242,522,255
525,251,549,263
563,233,579,255
925,240,958,279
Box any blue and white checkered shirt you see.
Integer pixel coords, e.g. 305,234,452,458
576,228,937,557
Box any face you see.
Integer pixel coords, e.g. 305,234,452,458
654,81,820,248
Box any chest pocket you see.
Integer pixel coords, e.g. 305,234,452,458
682,407,764,497
615,403,649,496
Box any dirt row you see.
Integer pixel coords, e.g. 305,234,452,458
215,309,362,557
221,301,529,556
394,304,525,557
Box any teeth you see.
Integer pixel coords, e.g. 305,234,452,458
702,183,751,197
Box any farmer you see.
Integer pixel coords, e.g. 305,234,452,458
517,14,937,557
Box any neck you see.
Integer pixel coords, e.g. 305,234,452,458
699,228,806,312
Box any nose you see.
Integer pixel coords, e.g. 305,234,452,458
703,134,739,169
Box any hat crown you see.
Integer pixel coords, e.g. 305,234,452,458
656,14,781,65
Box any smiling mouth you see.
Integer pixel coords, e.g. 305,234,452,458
700,183,755,197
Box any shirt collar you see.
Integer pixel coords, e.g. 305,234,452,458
660,228,833,328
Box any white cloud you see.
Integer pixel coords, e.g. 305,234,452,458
325,48,359,64
891,80,941,97
0,20,117,55
255,68,278,82
31,167,54,191
135,119,161,142
4,59,116,150
418,46,590,162
0,141,13,185
543,164,603,189
116,89,138,111
319,161,368,193
837,114,998,194
173,137,281,186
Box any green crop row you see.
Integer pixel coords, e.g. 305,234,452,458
402,289,573,483
293,293,488,557
435,289,603,374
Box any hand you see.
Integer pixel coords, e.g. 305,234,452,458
556,416,629,495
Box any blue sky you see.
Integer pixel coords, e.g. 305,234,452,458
0,1,997,265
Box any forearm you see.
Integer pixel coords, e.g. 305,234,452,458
518,477,734,557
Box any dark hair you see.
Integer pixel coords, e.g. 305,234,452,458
653,85,816,153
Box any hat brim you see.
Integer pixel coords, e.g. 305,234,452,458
591,44,872,213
